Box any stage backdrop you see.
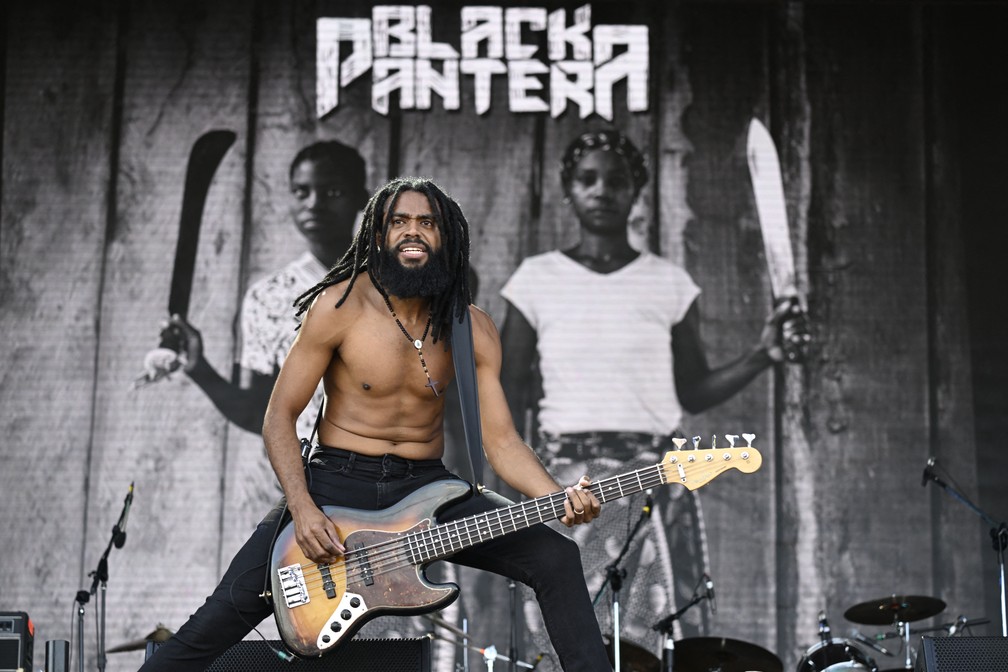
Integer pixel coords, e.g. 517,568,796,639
1,2,1006,672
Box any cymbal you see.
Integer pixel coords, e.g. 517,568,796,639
604,636,660,672
672,637,783,672
843,595,946,625
107,624,174,653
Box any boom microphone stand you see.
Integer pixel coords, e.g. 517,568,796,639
77,483,134,672
923,459,1007,636
593,491,654,672
651,581,712,672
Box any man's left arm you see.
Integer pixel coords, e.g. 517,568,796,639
467,307,598,525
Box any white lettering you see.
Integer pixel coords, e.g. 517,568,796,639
416,59,460,110
593,25,649,120
372,58,415,115
460,6,502,59
461,58,507,115
508,60,549,113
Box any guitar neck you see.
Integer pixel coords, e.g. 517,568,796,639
407,463,667,564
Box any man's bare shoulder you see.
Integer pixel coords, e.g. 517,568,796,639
300,276,375,338
468,304,500,338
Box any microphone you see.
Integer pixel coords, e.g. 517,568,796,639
921,457,936,487
948,614,967,635
703,574,716,614
818,610,832,644
643,489,654,518
113,482,134,549
850,630,891,657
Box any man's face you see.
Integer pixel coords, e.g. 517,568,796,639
565,149,637,237
289,158,361,247
377,190,450,298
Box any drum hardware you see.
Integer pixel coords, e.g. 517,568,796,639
106,624,174,653
916,615,990,636
674,637,783,672
842,596,945,627
423,614,541,672
921,456,1007,636
848,629,894,658
796,613,877,672
843,595,946,671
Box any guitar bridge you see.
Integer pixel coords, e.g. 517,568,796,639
277,563,309,608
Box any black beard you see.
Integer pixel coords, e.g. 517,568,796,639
377,241,453,298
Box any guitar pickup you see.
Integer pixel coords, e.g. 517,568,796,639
353,543,374,586
277,563,309,608
319,563,337,599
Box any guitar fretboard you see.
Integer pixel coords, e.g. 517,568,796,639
404,463,669,564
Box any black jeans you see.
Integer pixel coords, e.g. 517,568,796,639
140,448,611,671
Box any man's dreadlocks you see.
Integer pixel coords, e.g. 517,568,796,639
293,177,472,344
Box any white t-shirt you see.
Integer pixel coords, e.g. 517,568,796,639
239,251,328,438
500,250,700,435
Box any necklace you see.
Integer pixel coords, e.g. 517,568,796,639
380,292,440,397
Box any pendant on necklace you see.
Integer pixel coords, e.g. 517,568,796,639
414,339,423,349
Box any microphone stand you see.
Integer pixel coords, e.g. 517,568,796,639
925,468,1007,636
592,497,652,672
79,484,133,672
651,591,710,672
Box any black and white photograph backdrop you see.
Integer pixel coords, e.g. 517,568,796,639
1,1,1007,671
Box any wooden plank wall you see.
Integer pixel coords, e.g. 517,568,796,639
0,2,1002,672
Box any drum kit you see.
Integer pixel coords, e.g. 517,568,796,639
794,594,989,672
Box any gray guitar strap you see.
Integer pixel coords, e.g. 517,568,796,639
451,305,485,494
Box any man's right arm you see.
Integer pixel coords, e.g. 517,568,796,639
262,298,344,563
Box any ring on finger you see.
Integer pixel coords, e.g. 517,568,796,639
573,507,585,515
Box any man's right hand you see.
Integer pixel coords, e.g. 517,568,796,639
292,504,345,563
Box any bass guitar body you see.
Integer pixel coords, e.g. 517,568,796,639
270,479,473,657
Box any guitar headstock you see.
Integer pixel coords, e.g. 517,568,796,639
660,434,763,491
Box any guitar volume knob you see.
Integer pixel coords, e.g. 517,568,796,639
349,597,361,608
330,622,341,632
341,609,352,620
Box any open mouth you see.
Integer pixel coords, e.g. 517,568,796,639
397,242,430,260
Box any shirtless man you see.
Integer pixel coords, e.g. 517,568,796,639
140,177,609,672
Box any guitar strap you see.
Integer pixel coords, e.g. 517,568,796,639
451,305,485,494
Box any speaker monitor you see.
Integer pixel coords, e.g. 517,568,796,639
915,635,1008,672
147,638,431,672
0,612,33,672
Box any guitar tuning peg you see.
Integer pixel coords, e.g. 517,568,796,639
711,435,717,449
692,436,701,450
742,433,755,448
725,434,739,448
672,437,687,450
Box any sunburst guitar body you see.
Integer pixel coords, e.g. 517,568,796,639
270,444,762,657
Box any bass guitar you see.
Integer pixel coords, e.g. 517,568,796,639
270,442,762,657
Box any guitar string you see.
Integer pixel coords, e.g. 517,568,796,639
286,466,679,591
293,465,713,591
292,467,684,590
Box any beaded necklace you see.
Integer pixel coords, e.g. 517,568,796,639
380,291,440,397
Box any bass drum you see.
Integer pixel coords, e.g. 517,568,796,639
796,639,878,672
